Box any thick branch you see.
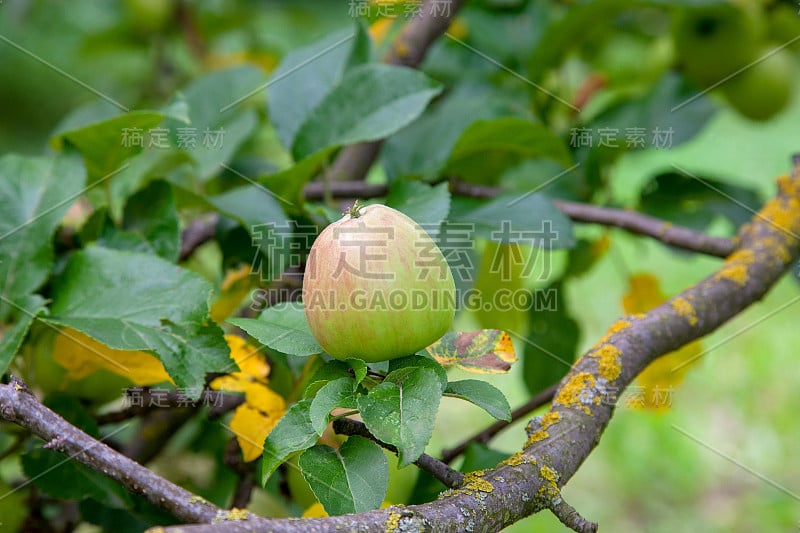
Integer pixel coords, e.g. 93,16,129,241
154,171,800,532
0,378,223,524
332,417,464,489
327,0,465,182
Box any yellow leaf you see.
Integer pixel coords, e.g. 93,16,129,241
622,273,665,314
225,334,269,380
210,265,256,323
369,18,395,44
212,335,285,462
53,328,171,386
447,17,469,40
229,397,285,462
226,380,286,461
427,330,517,374
621,273,700,410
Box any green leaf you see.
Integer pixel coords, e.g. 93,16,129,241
387,354,448,392
453,193,575,249
230,302,321,358
309,377,358,435
105,180,179,261
304,360,357,398
164,66,264,180
44,247,230,398
346,358,368,386
298,436,388,515
383,90,512,180
523,282,580,395
260,399,317,484
0,295,46,375
0,151,86,321
385,180,451,229
444,117,572,184
445,379,511,421
21,448,131,506
269,24,371,150
260,149,334,213
358,367,442,466
50,101,166,181
206,183,290,281
589,73,717,150
460,442,510,472
292,64,443,159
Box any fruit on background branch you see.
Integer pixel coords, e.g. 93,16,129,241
720,46,793,122
672,2,763,86
303,202,455,362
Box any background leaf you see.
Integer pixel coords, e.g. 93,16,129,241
292,64,442,159
0,152,86,321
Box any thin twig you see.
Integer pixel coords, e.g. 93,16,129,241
95,388,244,425
440,383,558,464
304,180,736,258
332,418,464,489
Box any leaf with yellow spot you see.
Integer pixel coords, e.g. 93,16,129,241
210,335,286,462
53,327,171,385
426,330,517,374
622,273,701,409
210,265,257,323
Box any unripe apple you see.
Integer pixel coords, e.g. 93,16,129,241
303,202,455,362
672,2,764,86
721,46,793,121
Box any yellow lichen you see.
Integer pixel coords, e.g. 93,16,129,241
213,508,249,523
539,465,559,484
591,344,622,381
499,452,525,467
385,511,401,532
464,476,493,493
525,430,548,446
226,508,249,520
670,297,698,326
524,411,562,447
553,372,596,414
715,249,755,286
595,319,632,347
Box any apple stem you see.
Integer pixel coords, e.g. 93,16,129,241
346,200,363,218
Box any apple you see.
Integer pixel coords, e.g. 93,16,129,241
672,2,764,86
721,46,793,121
303,202,455,362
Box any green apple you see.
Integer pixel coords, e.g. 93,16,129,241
303,203,455,362
721,46,794,121
672,2,764,86
124,0,174,34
